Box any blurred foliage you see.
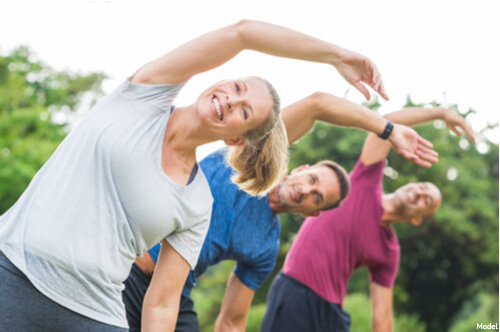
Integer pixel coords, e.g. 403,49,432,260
1,47,498,332
343,292,427,332
246,304,267,332
343,293,373,331
191,261,235,329
449,293,499,332
0,47,106,213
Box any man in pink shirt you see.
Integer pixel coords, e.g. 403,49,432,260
261,106,475,332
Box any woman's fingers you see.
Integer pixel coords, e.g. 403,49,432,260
416,145,439,164
417,136,434,149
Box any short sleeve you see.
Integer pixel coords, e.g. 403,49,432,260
368,249,400,288
121,77,186,112
349,158,386,189
233,240,279,291
166,215,211,270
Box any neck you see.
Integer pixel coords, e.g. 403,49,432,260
380,194,400,228
165,104,217,153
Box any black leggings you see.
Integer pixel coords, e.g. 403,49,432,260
0,251,127,332
261,272,351,332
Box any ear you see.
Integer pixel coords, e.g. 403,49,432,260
224,137,245,146
302,211,321,218
291,164,310,175
410,216,423,226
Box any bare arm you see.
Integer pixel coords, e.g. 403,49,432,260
370,282,394,332
214,272,255,332
131,20,387,100
282,92,388,145
142,240,191,332
360,107,475,166
282,92,436,167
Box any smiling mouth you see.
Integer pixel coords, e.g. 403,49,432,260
291,186,301,203
212,95,223,121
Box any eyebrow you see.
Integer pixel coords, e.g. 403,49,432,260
241,81,254,116
422,184,434,206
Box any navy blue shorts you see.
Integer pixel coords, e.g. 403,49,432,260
122,263,199,332
0,251,126,332
261,272,351,332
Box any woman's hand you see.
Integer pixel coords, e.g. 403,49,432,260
334,48,389,101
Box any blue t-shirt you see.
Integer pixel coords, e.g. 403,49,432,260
149,148,280,297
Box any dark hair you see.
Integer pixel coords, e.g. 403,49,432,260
313,160,350,211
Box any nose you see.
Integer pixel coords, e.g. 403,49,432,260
301,183,314,197
415,187,426,197
412,187,427,203
226,95,244,112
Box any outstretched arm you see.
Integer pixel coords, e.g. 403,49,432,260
131,20,387,100
370,282,394,332
360,107,475,166
142,240,191,332
215,272,255,332
281,92,437,167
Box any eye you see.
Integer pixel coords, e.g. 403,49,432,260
309,175,315,184
243,108,248,120
314,194,320,204
235,83,241,92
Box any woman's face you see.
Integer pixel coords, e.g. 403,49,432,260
196,77,273,144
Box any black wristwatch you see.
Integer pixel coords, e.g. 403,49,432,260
378,121,394,140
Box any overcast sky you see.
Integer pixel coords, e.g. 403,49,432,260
2,0,498,157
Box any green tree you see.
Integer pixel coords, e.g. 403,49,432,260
0,47,106,213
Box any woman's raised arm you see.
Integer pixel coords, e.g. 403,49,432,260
131,20,388,100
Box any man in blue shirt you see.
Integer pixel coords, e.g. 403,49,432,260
122,92,438,332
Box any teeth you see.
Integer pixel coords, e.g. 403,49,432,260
213,97,222,120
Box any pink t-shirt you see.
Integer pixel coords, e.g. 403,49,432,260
284,159,400,306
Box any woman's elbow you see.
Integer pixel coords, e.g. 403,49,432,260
307,91,341,116
232,19,262,45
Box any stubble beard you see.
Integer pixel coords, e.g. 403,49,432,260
277,184,293,213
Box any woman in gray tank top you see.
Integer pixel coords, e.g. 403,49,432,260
0,20,388,331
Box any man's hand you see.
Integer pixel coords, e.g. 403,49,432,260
440,107,476,142
334,48,389,101
389,124,439,168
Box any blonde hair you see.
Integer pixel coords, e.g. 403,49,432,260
226,78,289,196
